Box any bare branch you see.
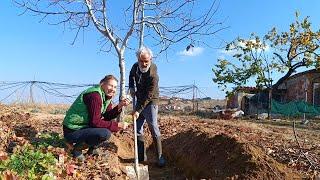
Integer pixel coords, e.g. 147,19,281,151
273,52,286,64
121,0,139,51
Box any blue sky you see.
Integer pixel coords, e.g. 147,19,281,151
1,0,320,101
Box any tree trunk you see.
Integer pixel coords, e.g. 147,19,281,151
118,54,126,122
268,88,272,120
272,68,295,90
119,56,126,99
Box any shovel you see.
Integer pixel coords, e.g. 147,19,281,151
125,93,149,180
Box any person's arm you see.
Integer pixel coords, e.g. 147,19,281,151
129,64,136,89
135,65,159,113
83,92,119,132
103,103,122,120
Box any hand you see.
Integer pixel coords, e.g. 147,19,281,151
118,122,129,130
132,111,139,121
118,96,131,108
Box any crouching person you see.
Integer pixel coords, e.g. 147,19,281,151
63,75,130,161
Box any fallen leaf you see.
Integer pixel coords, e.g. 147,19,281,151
0,151,8,161
1,170,18,180
66,163,78,175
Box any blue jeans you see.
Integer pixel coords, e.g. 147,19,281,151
64,127,111,147
136,104,161,138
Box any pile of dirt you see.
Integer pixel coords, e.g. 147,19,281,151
158,115,320,179
163,129,299,179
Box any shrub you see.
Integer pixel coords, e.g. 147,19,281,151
0,145,57,179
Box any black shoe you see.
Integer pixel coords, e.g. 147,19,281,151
87,147,100,156
72,150,85,162
137,135,147,162
154,136,166,167
71,143,88,162
157,155,166,167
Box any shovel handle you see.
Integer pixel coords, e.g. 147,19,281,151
127,88,140,179
132,98,140,180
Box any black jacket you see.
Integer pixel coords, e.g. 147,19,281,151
129,62,159,113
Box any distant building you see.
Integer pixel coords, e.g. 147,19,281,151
277,69,320,105
226,86,259,110
226,69,320,116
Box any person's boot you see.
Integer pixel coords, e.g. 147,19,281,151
153,136,166,167
72,143,87,162
87,146,100,156
137,135,147,162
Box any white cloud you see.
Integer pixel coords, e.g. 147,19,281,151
218,55,226,59
239,40,270,52
219,49,239,56
218,39,270,56
178,47,204,57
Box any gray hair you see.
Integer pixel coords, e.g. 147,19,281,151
136,46,153,59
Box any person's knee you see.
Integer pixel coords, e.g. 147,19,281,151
98,129,111,141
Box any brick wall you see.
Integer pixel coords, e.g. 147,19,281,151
282,72,320,103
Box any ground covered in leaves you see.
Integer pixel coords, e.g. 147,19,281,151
0,104,319,179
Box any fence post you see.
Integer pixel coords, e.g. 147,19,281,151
268,88,272,120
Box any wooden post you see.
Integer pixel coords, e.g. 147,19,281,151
268,87,272,120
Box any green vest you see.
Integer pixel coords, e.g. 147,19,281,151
63,85,111,130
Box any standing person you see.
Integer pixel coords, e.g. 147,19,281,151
129,46,166,167
63,75,130,161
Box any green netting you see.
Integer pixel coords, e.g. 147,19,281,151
271,100,320,117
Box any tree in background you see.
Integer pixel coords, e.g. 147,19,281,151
213,12,320,93
266,12,320,89
14,0,226,100
213,35,273,92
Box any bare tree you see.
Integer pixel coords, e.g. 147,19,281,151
14,0,226,100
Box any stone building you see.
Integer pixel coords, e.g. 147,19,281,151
277,69,320,105
226,87,259,109
226,69,320,115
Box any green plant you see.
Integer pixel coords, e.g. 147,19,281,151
0,145,57,179
32,132,65,148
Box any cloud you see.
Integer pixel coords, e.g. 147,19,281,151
218,39,270,56
217,55,226,59
178,47,204,57
237,40,270,52
218,49,239,56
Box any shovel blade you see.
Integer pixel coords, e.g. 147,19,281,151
125,165,149,180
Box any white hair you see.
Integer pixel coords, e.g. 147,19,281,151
136,46,153,59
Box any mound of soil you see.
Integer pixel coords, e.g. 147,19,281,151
158,116,306,179
163,129,299,179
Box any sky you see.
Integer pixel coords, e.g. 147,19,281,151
1,0,320,102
